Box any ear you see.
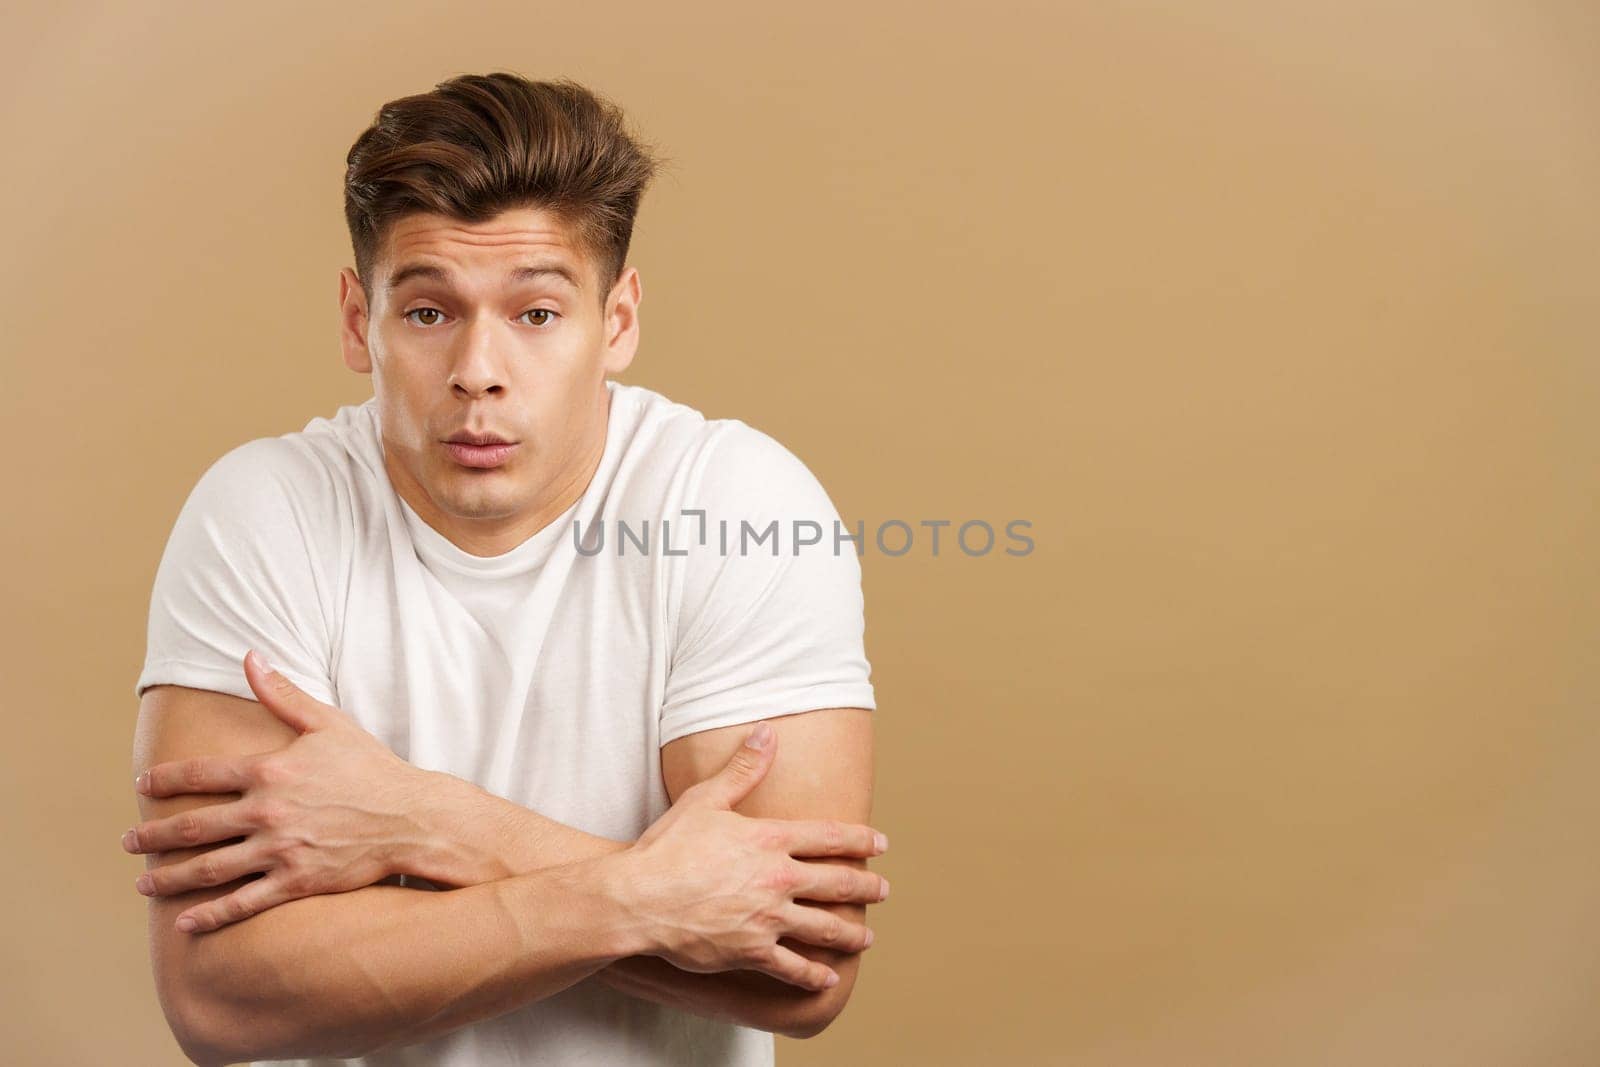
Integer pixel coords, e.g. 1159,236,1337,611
338,267,374,375
601,266,640,375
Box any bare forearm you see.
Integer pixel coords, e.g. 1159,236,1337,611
598,951,853,1040
172,856,643,1064
404,771,853,1036
400,770,628,883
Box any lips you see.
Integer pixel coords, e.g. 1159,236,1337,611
443,440,519,468
445,431,515,446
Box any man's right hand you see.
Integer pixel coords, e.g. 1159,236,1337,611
601,720,889,992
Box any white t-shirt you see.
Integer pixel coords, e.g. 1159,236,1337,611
134,378,877,1067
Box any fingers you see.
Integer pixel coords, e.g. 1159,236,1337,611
173,874,298,934
243,648,333,734
751,943,842,992
777,901,875,953
135,841,266,898
135,754,255,798
123,800,259,854
691,722,777,811
768,817,888,859
789,860,890,905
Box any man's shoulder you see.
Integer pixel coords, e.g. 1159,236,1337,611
177,403,379,539
193,434,334,514
692,419,841,527
611,381,823,501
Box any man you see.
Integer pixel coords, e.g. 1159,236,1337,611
126,71,886,1066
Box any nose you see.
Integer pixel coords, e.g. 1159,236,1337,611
447,315,507,398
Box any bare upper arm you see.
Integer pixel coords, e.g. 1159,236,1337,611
130,685,305,1046
660,707,874,818
659,707,876,1030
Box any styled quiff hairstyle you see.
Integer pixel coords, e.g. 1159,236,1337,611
343,72,664,309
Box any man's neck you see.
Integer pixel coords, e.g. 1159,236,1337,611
385,387,613,558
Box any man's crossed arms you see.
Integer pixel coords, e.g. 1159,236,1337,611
127,649,888,1065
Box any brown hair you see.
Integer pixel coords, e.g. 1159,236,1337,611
343,72,666,309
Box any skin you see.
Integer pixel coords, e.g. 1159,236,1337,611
127,204,884,1056
129,668,881,1058
338,204,639,556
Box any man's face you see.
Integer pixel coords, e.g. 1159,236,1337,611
338,205,640,556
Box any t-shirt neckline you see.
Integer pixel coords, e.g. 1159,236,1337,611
381,380,623,580
396,492,582,579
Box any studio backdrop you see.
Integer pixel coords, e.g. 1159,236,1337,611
3,1,1597,1064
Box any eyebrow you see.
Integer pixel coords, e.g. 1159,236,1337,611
385,261,582,295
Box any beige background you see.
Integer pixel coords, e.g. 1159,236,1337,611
3,1,1597,1063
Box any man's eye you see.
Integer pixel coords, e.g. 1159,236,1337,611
401,308,555,327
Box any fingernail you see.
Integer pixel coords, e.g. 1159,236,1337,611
744,722,773,750
175,916,197,933
873,832,888,854
864,928,875,947
134,773,150,795
247,649,275,676
136,873,154,895
122,829,138,853
823,971,839,988
879,877,890,901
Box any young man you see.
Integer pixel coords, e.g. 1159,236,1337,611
127,72,885,1066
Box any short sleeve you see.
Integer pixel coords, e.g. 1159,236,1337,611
134,438,338,707
660,422,876,746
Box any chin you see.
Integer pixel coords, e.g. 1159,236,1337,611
439,483,524,519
